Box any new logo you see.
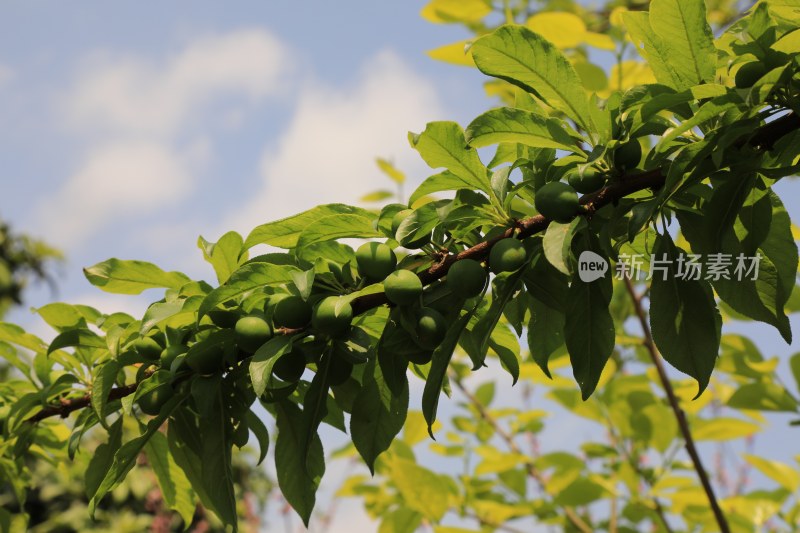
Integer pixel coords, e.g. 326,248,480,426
578,251,608,282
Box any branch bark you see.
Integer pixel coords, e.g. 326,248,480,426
25,112,800,424
624,277,730,533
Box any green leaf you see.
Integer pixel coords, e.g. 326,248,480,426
489,325,521,383
542,219,584,276
649,0,716,86
250,336,295,396
91,361,120,423
83,258,191,295
198,231,246,284
351,358,409,474
387,456,451,522
527,296,565,378
727,382,798,412
742,454,800,492
47,328,106,355
244,204,376,249
465,107,577,152
422,304,480,436
144,430,196,526
523,245,568,312
409,121,491,195
470,25,599,138
246,409,270,465
649,234,721,397
692,418,760,441
198,262,299,319
140,300,186,335
275,401,325,526
704,172,757,251
377,316,413,396
686,190,796,343
469,268,526,373
656,94,741,152
623,12,690,90
88,395,183,515
198,389,238,529
301,354,332,468
564,236,614,399
0,323,47,352
296,213,381,252
167,412,222,521
85,417,123,500
409,171,490,205
34,302,100,331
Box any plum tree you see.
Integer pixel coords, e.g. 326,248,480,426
2,2,800,533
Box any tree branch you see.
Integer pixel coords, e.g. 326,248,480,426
25,112,800,424
623,277,730,533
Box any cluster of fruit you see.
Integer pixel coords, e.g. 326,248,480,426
131,208,545,415
133,138,651,416
534,139,643,222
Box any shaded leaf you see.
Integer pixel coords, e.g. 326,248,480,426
351,358,409,474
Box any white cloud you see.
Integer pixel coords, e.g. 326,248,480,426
0,64,13,86
35,141,192,247
227,50,445,235
65,29,291,137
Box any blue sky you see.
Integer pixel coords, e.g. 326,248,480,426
2,2,799,532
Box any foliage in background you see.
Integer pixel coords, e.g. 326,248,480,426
2,0,800,532
0,220,61,320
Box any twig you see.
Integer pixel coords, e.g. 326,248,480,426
450,372,593,533
624,277,730,533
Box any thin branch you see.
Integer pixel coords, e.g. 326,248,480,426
450,373,593,533
623,277,730,533
24,112,800,424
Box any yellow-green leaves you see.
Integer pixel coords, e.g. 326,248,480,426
526,12,586,49
650,0,716,84
470,26,602,140
624,0,716,90
421,0,491,24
